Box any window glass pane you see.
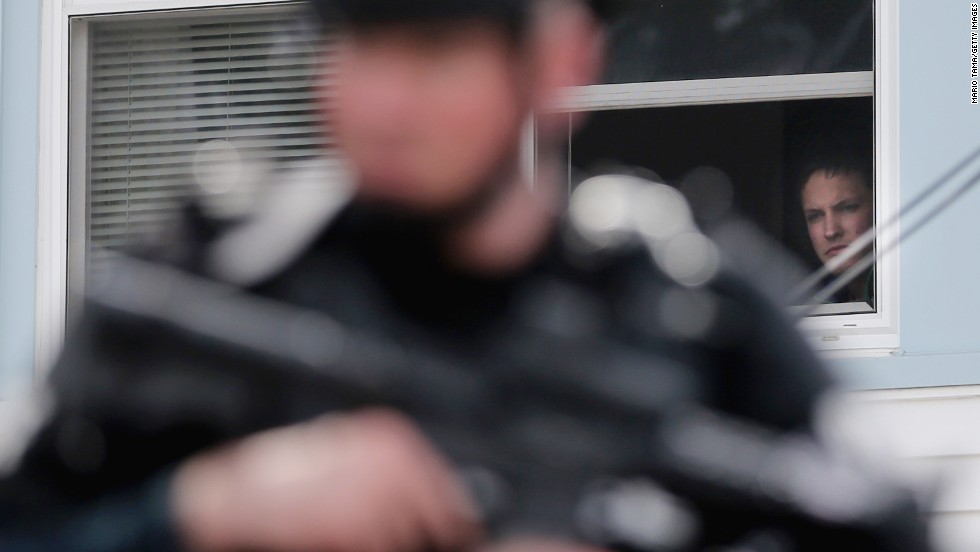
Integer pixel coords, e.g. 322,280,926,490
601,0,873,84
84,6,327,279
563,96,874,310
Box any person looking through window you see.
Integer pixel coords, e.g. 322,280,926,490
795,111,874,304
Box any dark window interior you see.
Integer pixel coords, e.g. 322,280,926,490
565,96,874,274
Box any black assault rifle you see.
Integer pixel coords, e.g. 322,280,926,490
2,177,935,552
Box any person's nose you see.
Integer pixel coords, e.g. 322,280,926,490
823,213,842,240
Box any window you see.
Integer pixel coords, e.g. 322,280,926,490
67,2,329,300
543,0,898,352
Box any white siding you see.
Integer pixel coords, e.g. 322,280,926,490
827,385,980,552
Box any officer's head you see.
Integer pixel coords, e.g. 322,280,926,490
313,0,605,213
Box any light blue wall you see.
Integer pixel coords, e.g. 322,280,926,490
0,0,40,398
831,0,980,389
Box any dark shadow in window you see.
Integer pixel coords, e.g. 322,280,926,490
563,96,874,309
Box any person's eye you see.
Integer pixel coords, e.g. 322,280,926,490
842,203,861,213
806,212,822,224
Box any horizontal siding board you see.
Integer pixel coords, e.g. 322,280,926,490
930,511,980,552
825,387,980,550
830,387,980,458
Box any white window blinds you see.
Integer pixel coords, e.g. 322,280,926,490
84,5,328,269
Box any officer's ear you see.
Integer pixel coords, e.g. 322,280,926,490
527,0,605,142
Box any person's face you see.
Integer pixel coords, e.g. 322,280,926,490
801,169,873,274
326,21,526,212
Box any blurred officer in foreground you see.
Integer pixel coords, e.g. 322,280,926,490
0,1,928,551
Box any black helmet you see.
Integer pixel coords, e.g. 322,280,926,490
311,0,609,26
311,0,526,26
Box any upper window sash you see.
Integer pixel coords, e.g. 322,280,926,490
597,1,874,85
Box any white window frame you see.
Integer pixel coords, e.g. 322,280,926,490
547,1,900,357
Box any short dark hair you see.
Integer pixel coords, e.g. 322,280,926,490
789,106,873,195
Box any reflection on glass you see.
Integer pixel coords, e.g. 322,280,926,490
600,0,873,84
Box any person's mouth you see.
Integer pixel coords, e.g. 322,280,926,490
826,244,848,257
